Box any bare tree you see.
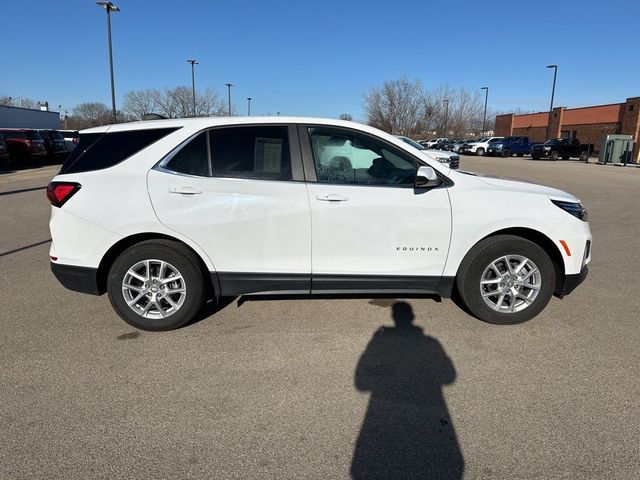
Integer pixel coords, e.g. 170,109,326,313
66,102,112,129
122,89,159,120
122,87,227,120
364,77,425,135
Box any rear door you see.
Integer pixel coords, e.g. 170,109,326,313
147,125,312,296
300,125,452,293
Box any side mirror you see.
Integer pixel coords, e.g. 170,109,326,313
415,166,442,188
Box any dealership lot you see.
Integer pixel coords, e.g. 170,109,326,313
1,157,639,479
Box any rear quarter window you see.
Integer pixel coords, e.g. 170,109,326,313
61,127,179,174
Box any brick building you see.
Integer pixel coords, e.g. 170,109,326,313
495,97,640,162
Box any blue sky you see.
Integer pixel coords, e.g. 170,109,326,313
1,0,638,118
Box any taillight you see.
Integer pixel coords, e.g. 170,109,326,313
72,137,79,145
47,182,81,207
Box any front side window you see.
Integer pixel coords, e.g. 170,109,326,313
210,126,291,181
308,127,417,186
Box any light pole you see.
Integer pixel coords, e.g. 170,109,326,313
480,86,489,136
545,64,558,141
246,97,252,116
443,99,449,137
96,1,119,124
225,83,233,116
187,59,198,117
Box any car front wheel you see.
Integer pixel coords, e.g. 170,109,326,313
456,235,555,325
107,240,206,331
476,147,485,156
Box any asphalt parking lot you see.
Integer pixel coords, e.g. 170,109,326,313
1,157,639,479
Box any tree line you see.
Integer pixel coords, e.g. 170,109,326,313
3,78,507,136
364,77,498,139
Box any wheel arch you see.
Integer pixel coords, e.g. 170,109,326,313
96,232,218,297
477,227,565,295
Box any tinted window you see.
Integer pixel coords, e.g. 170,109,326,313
309,127,417,186
48,131,64,139
61,128,178,174
210,126,291,181
165,132,209,177
26,131,43,141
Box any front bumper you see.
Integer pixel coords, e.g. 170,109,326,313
555,265,589,298
51,262,101,295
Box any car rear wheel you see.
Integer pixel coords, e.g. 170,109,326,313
476,147,485,156
501,149,510,157
456,235,555,325
107,240,206,331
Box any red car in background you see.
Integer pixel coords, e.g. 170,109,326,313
0,129,47,162
0,132,10,166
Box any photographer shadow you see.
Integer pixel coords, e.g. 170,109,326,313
352,302,464,479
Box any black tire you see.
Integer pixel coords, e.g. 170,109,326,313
579,151,589,162
550,151,559,161
456,235,555,325
476,147,485,156
107,239,206,331
501,149,510,158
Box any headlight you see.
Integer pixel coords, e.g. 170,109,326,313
551,199,588,221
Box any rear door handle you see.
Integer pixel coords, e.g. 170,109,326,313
316,194,349,202
168,186,203,195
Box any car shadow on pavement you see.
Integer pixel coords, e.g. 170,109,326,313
351,301,464,480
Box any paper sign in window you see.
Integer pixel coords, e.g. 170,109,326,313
254,138,282,173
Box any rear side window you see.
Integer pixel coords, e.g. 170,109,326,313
165,132,209,177
61,128,178,174
2,131,26,140
210,126,291,181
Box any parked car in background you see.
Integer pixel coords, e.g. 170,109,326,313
449,139,468,153
38,130,68,160
432,139,451,150
59,130,79,152
47,116,590,330
460,137,504,156
396,135,460,169
0,133,10,166
531,138,591,161
421,138,449,149
0,129,47,162
487,136,537,157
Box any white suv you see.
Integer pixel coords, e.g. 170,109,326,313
461,137,503,156
48,117,591,331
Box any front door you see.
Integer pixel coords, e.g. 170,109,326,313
301,125,452,293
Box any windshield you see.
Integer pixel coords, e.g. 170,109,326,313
544,139,561,145
488,138,501,143
399,137,425,150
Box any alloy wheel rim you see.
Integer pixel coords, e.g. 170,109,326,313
479,255,541,313
122,259,186,319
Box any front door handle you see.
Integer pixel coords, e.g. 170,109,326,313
168,186,203,195
316,194,349,202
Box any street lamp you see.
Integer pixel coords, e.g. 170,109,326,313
246,97,252,116
96,1,120,124
225,83,233,116
443,99,449,137
187,59,198,117
545,64,558,141
480,87,489,136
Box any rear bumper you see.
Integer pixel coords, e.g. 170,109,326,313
51,262,101,295
556,265,588,298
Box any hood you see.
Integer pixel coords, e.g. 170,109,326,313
459,171,579,202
